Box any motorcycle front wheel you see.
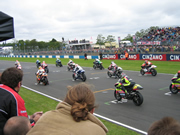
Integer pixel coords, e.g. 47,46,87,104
114,90,122,101
72,74,76,80
43,78,48,85
107,71,112,78
140,69,145,75
93,65,96,69
81,73,86,82
151,69,157,76
133,91,143,106
169,84,179,94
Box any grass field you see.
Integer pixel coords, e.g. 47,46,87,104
0,57,179,74
0,57,179,135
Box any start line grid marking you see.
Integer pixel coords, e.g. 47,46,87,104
22,85,147,135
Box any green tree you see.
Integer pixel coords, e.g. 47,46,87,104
96,34,105,45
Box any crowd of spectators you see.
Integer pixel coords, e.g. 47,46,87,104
137,27,180,43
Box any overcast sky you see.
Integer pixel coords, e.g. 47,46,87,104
1,0,180,43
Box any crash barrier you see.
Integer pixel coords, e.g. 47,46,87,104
1,53,180,61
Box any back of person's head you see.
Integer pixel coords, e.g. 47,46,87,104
148,117,180,135
64,83,96,122
3,116,31,135
1,67,23,89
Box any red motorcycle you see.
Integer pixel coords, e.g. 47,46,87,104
42,63,49,73
140,64,157,76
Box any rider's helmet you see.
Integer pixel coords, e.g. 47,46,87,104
39,66,42,70
69,59,72,63
75,64,79,68
145,60,148,65
121,73,126,79
57,58,59,61
111,61,114,64
15,60,18,65
178,70,180,77
95,58,98,61
117,67,123,71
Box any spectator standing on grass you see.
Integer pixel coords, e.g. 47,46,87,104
84,53,88,60
148,117,180,135
27,83,108,135
0,67,43,135
3,116,31,135
99,52,103,60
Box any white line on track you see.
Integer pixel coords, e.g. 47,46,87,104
22,85,147,135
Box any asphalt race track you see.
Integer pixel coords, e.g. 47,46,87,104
1,61,180,134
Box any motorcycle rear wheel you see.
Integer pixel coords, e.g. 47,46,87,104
114,90,122,101
133,91,143,106
169,84,179,94
151,69,157,76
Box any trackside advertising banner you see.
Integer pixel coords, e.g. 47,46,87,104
118,54,139,60
102,54,118,59
166,54,180,61
140,54,166,61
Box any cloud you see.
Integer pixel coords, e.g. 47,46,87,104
1,0,180,43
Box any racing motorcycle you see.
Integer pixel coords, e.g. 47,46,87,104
42,64,49,73
16,65,22,70
93,61,104,70
56,60,63,67
107,67,123,78
72,69,86,82
114,79,144,106
67,62,75,71
169,74,180,94
36,61,41,68
140,64,157,76
36,72,49,86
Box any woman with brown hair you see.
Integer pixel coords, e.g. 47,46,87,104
27,83,108,135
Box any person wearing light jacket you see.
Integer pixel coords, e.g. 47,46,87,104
27,83,108,135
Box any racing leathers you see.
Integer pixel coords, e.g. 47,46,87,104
108,62,118,77
141,61,152,71
73,65,83,78
0,84,28,135
115,75,131,93
36,67,45,81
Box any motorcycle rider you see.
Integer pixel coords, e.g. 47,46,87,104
36,66,45,82
41,61,47,69
172,70,180,88
114,73,132,94
56,58,61,65
73,64,83,79
36,59,40,64
141,60,152,72
94,58,100,66
15,60,21,69
68,59,75,69
108,61,118,78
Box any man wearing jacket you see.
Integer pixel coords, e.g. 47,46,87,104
0,67,42,135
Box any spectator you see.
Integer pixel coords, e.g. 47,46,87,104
0,67,43,135
27,83,108,135
84,53,88,60
3,116,31,135
99,52,103,60
125,51,129,60
148,117,180,135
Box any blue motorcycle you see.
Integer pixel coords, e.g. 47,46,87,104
72,69,86,82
